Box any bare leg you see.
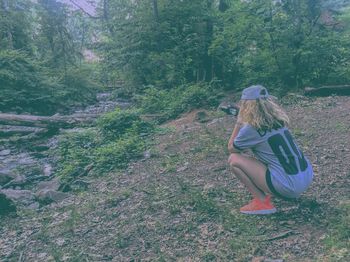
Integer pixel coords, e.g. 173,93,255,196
228,153,272,200
231,166,266,200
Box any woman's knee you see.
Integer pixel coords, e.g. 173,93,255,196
228,153,242,167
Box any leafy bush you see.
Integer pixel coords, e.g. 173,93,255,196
138,83,222,121
181,83,220,109
94,133,146,170
54,129,100,178
54,110,154,180
97,109,154,139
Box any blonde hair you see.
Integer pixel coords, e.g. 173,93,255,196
238,98,289,131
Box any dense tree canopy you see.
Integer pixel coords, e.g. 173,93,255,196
99,0,350,93
0,0,350,114
0,0,97,115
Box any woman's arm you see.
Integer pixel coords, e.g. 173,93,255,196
228,121,243,153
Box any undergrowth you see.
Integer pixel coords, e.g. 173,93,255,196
52,109,154,182
138,82,223,122
322,201,350,261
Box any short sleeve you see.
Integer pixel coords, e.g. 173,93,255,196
233,124,265,150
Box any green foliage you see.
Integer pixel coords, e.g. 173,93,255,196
138,83,222,121
94,133,146,170
58,65,99,108
99,0,350,94
0,0,33,51
99,0,217,89
54,129,100,178
97,109,153,139
0,50,98,114
0,0,100,115
36,0,79,68
3,0,350,114
0,50,60,114
323,201,350,260
210,0,350,90
54,110,154,180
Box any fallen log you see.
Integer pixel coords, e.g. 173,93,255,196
1,132,48,145
0,113,100,129
304,85,350,96
0,125,48,137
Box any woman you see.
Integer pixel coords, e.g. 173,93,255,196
228,85,313,215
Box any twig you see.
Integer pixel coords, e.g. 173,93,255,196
263,230,296,241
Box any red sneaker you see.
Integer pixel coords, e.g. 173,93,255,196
240,195,276,215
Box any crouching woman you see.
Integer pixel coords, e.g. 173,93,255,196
228,85,313,215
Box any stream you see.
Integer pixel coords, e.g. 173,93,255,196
0,92,131,211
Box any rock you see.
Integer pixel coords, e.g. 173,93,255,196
36,190,70,204
37,178,60,191
0,189,35,206
56,238,66,247
0,170,16,185
43,164,53,176
0,149,11,156
27,202,40,210
143,150,152,159
18,153,36,165
36,177,68,204
0,193,17,215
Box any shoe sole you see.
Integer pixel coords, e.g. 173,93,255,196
240,208,277,215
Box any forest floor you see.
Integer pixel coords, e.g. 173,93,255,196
1,95,349,261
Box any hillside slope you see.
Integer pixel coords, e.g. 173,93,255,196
1,95,349,261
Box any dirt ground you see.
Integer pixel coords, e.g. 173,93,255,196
0,95,349,261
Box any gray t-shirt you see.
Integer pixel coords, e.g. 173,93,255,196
233,124,313,198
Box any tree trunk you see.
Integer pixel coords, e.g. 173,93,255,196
292,0,304,88
304,85,350,96
0,113,99,129
103,0,114,37
152,0,159,21
1,0,13,49
203,0,214,82
219,0,228,12
0,125,48,137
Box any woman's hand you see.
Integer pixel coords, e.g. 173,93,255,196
228,121,243,154
228,141,235,154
